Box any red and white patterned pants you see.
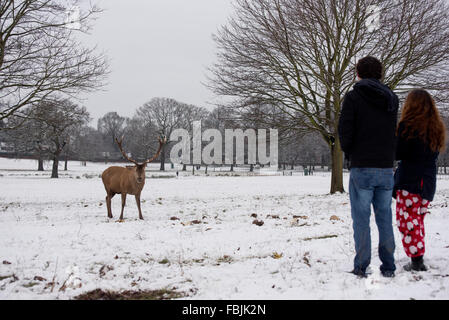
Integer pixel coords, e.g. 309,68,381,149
395,190,430,258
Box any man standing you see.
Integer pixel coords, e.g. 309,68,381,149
338,56,399,278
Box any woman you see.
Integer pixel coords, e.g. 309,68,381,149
394,89,446,272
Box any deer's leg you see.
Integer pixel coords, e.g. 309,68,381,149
119,193,127,221
135,193,144,220
106,192,114,218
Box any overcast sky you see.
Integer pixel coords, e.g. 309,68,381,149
78,0,234,125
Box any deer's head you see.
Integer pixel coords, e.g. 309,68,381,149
116,136,167,185
126,164,147,184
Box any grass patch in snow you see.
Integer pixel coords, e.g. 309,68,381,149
303,234,338,241
74,288,187,300
0,274,17,281
22,281,40,288
216,255,233,264
158,258,170,265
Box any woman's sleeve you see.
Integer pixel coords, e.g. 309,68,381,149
338,93,356,155
395,122,407,161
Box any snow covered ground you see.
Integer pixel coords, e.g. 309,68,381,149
0,157,449,300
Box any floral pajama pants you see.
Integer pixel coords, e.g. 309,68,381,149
396,190,430,258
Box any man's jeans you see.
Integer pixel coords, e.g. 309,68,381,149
349,168,396,274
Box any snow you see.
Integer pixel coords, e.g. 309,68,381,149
0,157,449,300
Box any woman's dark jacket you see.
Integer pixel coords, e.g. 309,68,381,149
393,122,439,201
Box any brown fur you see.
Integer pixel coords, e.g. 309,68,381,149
399,89,447,153
101,137,165,220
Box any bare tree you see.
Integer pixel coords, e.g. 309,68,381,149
71,125,107,163
183,104,210,170
44,99,89,178
438,113,449,174
137,98,188,171
7,97,90,178
0,0,108,123
97,111,127,153
208,0,449,193
4,107,53,170
61,125,81,171
122,116,158,162
283,133,329,170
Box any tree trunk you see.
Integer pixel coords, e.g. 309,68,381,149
330,138,344,194
182,164,186,171
51,154,60,178
160,146,166,171
64,155,68,171
37,156,44,171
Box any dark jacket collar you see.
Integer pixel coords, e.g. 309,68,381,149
353,78,399,113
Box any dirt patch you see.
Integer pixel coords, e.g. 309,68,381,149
74,288,188,300
252,219,264,226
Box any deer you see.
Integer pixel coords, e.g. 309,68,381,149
101,136,166,221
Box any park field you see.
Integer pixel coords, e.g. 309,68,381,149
0,158,449,300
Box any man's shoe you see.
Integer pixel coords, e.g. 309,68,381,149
381,270,395,278
350,269,368,278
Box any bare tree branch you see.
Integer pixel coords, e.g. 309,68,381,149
0,0,109,123
207,0,449,193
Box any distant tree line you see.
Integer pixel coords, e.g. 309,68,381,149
2,94,449,179
0,95,334,177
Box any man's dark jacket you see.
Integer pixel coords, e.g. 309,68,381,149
393,122,439,201
338,78,399,168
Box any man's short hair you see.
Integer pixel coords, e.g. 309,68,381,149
356,56,383,80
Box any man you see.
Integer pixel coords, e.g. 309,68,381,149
338,56,399,278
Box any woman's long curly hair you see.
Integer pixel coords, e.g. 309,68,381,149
398,89,446,152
